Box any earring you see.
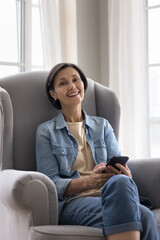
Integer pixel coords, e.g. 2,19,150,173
54,98,57,101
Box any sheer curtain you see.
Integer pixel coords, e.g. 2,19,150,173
107,0,148,158
39,0,62,70
39,0,77,70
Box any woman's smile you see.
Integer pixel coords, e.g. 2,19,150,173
67,91,79,97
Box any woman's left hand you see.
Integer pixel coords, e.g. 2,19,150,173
107,163,132,178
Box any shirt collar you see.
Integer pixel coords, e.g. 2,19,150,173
55,109,95,130
55,112,67,129
83,110,95,130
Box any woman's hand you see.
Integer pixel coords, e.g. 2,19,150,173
107,163,132,178
87,163,115,189
64,163,114,196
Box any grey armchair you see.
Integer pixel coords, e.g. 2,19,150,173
0,71,160,240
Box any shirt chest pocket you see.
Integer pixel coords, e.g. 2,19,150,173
94,140,107,163
52,146,73,175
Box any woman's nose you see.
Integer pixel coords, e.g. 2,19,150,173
68,81,75,90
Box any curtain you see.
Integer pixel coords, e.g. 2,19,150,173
107,0,148,158
39,0,62,70
39,0,77,70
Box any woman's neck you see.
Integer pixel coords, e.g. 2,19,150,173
62,105,83,122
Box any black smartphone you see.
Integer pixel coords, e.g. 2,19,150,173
107,156,129,170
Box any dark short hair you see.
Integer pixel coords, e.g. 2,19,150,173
46,63,88,109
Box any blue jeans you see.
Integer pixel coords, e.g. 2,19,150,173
59,175,159,239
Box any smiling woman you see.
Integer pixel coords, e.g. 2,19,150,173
46,63,88,110
36,62,159,240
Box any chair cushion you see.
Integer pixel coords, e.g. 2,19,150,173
29,225,105,240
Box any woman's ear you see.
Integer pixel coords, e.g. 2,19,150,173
49,90,57,100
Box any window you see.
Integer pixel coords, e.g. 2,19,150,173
146,0,160,157
31,0,44,70
0,0,44,78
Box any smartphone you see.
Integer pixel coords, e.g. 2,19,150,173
107,156,129,170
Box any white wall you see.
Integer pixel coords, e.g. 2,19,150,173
76,0,109,86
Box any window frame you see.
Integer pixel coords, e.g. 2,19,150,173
0,0,25,73
0,0,44,76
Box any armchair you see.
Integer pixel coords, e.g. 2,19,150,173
0,71,160,240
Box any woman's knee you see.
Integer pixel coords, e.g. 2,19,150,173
101,175,140,205
102,175,136,193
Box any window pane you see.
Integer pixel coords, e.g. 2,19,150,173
32,6,43,66
150,123,160,157
148,8,160,64
0,1,19,62
148,0,160,6
149,67,160,118
0,66,19,78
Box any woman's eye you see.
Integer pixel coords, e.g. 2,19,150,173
73,78,79,82
59,81,67,86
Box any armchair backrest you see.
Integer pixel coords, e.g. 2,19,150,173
0,71,120,171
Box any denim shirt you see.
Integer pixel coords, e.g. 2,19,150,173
36,110,121,218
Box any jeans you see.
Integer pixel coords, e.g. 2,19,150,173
59,175,159,239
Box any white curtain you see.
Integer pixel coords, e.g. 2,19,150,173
39,0,77,70
39,0,62,70
107,0,148,158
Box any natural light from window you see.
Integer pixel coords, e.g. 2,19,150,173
0,0,43,78
147,0,160,157
0,0,19,77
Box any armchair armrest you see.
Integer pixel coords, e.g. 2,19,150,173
128,158,160,209
0,87,13,170
0,169,58,225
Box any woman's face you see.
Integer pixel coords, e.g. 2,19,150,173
50,67,85,110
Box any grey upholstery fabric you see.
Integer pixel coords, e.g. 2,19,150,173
0,170,58,240
0,87,13,169
128,158,160,209
29,225,104,240
0,71,160,240
0,72,120,171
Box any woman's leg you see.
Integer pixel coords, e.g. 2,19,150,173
59,196,104,228
139,204,159,240
59,195,141,240
59,175,159,239
101,175,142,235
107,205,159,240
107,231,140,240
102,175,159,239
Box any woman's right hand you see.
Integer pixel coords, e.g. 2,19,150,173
87,163,115,189
64,163,115,196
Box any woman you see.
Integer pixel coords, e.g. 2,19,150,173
36,63,159,240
